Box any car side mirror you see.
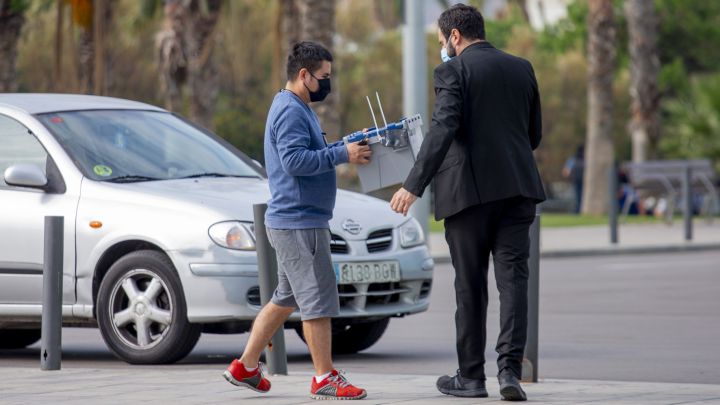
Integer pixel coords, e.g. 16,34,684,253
4,164,48,189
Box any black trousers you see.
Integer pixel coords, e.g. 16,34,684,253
444,196,536,381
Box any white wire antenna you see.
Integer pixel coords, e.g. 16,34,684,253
375,92,389,135
366,95,380,136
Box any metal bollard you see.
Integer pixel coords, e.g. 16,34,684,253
523,206,540,383
41,216,63,371
608,164,619,244
252,204,288,375
683,165,693,241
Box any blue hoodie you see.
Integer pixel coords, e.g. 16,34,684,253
264,90,349,229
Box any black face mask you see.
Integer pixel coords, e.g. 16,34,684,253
305,72,331,102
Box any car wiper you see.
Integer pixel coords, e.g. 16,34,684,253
106,175,161,183
178,173,258,179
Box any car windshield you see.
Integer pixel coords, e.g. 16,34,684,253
36,110,260,182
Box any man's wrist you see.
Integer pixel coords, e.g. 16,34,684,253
335,143,349,164
402,182,423,198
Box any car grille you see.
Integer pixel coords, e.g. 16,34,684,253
337,282,408,307
247,286,261,306
366,228,393,253
248,280,428,311
330,233,349,254
420,280,432,299
337,284,358,307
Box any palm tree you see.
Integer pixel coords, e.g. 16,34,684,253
64,0,112,94
157,0,221,130
92,0,111,95
625,0,661,162
0,0,28,92
186,0,221,130
582,0,616,215
156,0,187,112
278,0,339,138
66,0,94,93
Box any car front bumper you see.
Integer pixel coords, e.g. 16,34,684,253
168,243,434,323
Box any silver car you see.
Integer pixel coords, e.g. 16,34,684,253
0,94,434,364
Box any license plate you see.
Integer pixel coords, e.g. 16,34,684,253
333,261,401,285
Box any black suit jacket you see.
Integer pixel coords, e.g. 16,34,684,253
404,42,546,220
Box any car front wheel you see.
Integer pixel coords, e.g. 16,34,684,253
96,250,201,364
295,318,390,354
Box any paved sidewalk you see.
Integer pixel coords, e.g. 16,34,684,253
2,367,720,404
430,221,720,260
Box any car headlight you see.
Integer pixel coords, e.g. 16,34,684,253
208,221,256,251
398,217,425,248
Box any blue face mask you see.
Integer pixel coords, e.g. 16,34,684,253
441,37,456,63
441,47,452,63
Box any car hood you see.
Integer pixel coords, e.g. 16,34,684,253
97,177,411,240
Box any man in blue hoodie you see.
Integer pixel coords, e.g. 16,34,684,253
223,42,371,401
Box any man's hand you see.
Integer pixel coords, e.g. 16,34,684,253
347,142,372,165
390,187,418,216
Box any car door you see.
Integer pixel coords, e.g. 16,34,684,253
0,114,78,305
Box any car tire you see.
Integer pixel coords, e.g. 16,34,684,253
0,329,41,349
96,250,201,364
295,318,390,354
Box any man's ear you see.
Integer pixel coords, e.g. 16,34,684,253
298,67,308,82
451,28,461,46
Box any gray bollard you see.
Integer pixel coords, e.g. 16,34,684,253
252,204,288,375
41,216,63,371
608,164,619,244
683,165,693,241
523,206,540,383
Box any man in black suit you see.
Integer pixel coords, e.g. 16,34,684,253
390,3,545,402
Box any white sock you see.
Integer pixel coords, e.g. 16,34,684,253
315,372,332,383
242,362,258,372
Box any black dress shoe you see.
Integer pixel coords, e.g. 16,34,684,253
497,369,527,401
436,370,488,398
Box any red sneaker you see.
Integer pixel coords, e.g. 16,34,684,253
223,359,271,393
310,370,367,400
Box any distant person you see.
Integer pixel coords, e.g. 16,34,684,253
222,41,371,401
618,169,646,216
389,3,545,401
562,144,585,214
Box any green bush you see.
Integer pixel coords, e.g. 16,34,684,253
660,73,720,171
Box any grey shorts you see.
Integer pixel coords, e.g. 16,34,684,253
266,227,339,321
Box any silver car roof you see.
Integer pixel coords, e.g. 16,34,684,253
0,93,166,114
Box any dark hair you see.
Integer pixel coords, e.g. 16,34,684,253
438,3,485,41
286,41,333,81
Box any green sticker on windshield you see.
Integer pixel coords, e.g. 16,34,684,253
93,165,113,177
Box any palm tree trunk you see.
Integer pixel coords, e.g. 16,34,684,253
78,26,94,93
186,0,221,130
54,0,65,91
156,0,220,130
281,0,301,56
272,1,285,89
156,0,187,113
582,0,616,215
625,0,661,162
93,0,110,95
298,0,340,139
0,2,26,92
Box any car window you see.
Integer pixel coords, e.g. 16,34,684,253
0,114,47,188
36,110,259,182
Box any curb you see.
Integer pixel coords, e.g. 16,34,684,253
431,243,720,263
